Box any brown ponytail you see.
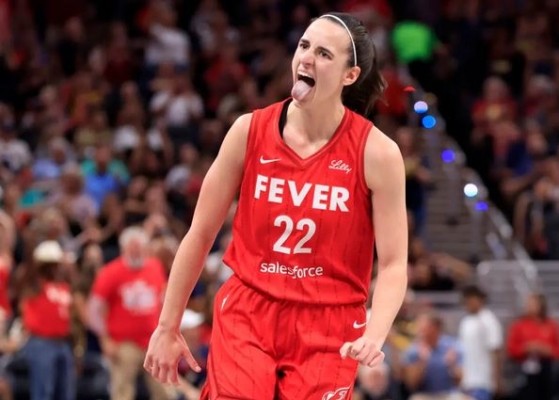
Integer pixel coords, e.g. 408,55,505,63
319,12,386,117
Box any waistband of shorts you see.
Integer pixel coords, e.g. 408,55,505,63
230,273,366,308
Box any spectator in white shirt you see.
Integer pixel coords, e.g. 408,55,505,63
145,4,190,68
458,285,503,400
150,74,204,129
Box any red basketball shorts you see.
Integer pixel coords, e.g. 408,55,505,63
199,274,367,400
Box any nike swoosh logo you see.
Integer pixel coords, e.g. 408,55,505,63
260,156,281,164
221,294,229,311
353,321,367,329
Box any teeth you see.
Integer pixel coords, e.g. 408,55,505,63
299,72,313,79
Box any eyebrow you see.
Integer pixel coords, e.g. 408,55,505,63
299,38,334,57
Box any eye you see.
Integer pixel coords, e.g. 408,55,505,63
298,42,309,49
319,50,331,59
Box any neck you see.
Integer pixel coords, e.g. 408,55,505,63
427,336,439,348
288,99,346,142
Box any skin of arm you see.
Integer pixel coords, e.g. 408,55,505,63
363,127,409,346
156,114,250,332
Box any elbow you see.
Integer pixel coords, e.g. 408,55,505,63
181,227,218,255
377,262,408,282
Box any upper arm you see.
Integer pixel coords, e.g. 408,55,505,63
486,314,504,349
364,127,408,269
187,113,251,243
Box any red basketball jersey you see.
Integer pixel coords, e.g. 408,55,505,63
222,99,375,305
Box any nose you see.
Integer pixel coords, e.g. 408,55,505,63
300,50,314,66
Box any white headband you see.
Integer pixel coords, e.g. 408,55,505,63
320,14,357,67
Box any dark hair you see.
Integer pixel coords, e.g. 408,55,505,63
318,12,386,117
462,284,488,301
19,261,60,298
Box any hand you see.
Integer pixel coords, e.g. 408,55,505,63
526,341,551,356
417,341,432,362
444,348,458,366
143,326,201,386
100,336,118,361
340,336,385,368
494,377,505,397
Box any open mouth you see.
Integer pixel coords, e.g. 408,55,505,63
297,73,316,87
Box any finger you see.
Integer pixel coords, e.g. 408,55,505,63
143,354,153,372
169,365,180,386
156,364,170,384
340,342,353,358
183,349,201,372
355,346,371,362
151,362,161,381
350,341,366,358
362,349,379,365
367,351,385,368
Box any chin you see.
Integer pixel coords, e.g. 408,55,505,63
290,91,317,106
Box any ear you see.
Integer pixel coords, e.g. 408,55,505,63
342,66,361,86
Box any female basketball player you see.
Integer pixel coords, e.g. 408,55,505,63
144,12,408,399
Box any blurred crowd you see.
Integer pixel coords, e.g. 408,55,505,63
390,0,559,261
0,0,558,399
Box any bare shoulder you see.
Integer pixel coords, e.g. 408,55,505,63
217,113,254,165
364,126,405,191
226,113,253,141
364,126,402,165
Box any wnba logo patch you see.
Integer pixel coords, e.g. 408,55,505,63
322,386,350,400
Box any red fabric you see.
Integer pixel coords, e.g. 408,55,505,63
22,281,72,338
200,275,366,399
375,68,408,117
471,99,517,125
222,99,375,305
0,0,11,45
0,264,11,319
507,317,559,361
341,0,392,18
91,257,167,349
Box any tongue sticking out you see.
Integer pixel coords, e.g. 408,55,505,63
291,80,313,101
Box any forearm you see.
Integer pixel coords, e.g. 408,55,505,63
157,232,214,331
492,350,502,385
86,296,108,337
365,264,407,345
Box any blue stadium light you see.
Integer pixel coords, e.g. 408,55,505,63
414,101,429,114
463,183,479,198
441,149,455,163
475,201,488,211
421,115,437,129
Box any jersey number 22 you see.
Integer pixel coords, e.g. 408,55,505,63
273,215,316,254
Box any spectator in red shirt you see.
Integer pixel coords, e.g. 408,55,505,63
87,226,170,400
507,293,559,400
20,240,75,400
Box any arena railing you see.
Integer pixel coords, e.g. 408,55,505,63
407,87,541,309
